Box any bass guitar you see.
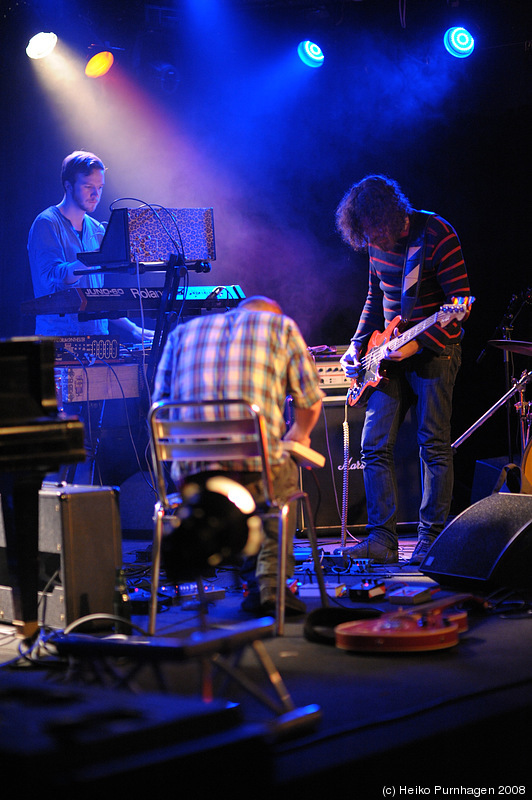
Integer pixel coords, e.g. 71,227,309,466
347,296,474,407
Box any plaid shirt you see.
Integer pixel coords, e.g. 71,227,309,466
153,308,323,476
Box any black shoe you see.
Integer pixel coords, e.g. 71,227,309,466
341,539,399,564
260,586,307,616
409,538,435,566
240,589,261,613
239,556,261,612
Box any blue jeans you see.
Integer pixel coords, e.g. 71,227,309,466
360,343,461,548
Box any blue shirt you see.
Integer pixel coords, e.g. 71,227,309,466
27,205,108,336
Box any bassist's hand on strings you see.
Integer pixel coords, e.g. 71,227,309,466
340,341,364,380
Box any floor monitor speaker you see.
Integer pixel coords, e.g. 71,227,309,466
295,396,421,535
0,485,122,628
421,493,532,591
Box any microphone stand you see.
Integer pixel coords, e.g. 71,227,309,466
475,288,532,463
452,369,532,454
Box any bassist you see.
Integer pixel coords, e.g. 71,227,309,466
335,175,471,566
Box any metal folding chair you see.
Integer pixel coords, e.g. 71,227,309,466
148,399,329,636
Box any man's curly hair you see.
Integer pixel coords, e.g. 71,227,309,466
335,174,412,251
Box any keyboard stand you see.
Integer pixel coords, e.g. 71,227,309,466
146,253,187,393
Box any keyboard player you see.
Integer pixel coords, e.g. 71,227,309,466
27,150,152,343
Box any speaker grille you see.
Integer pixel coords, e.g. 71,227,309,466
296,397,421,534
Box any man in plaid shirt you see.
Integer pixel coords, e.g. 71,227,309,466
153,295,323,615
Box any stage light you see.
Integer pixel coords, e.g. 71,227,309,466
160,476,263,582
26,32,58,60
443,27,475,59
297,40,324,68
85,50,114,78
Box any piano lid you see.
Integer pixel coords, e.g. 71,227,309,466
0,337,58,422
0,337,86,470
78,206,216,268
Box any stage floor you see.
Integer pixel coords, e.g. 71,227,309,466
0,533,531,796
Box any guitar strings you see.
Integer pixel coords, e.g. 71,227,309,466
350,300,471,395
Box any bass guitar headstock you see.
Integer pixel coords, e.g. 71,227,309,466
440,295,475,325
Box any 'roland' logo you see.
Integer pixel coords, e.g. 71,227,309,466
130,288,163,300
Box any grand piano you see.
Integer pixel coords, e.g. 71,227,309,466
0,338,85,636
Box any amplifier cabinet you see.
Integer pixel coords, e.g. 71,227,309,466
294,396,421,535
0,485,122,629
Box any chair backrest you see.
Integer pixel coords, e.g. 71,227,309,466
148,399,276,508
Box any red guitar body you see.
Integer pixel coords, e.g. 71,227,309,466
348,315,402,407
334,594,477,653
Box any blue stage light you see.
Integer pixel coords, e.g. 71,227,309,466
443,27,475,59
297,40,324,68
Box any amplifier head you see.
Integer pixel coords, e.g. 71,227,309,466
309,345,351,392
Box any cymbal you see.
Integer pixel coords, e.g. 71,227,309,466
489,340,532,356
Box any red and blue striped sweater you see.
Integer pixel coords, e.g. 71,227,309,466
352,211,471,354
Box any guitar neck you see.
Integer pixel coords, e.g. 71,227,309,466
360,297,473,369
393,310,441,350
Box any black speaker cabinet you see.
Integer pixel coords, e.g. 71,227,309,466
421,493,532,591
470,456,509,504
296,397,421,535
0,485,122,628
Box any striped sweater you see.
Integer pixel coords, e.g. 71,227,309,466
353,211,471,353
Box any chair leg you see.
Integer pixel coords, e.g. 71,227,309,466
276,491,330,636
276,504,291,636
148,504,164,636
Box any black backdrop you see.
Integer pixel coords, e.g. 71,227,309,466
1,0,530,512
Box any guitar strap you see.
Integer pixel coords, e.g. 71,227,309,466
401,210,434,324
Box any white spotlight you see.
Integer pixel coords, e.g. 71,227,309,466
26,32,58,60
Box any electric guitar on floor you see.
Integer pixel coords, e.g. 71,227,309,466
346,296,474,407
334,593,483,653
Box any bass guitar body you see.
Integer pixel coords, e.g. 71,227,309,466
347,315,402,407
